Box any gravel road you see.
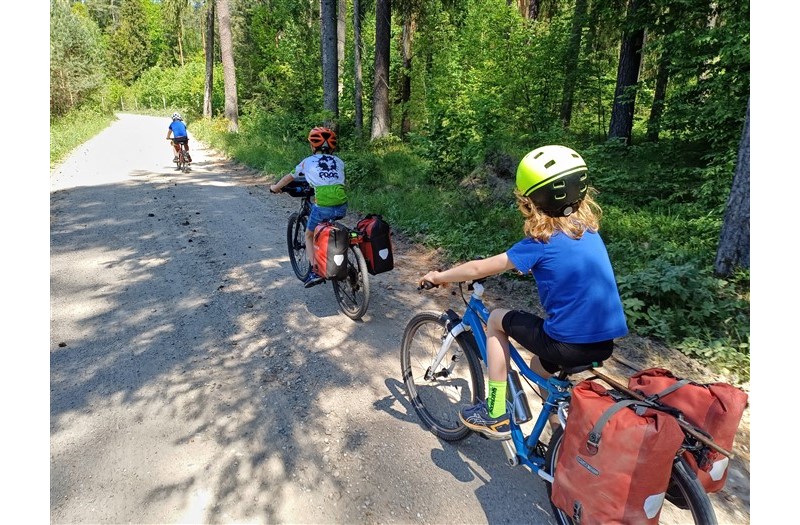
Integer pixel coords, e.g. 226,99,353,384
50,113,749,524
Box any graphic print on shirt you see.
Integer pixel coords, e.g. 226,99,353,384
317,155,340,180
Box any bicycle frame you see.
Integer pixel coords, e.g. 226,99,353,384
427,281,573,481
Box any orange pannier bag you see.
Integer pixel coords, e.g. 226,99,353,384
627,367,748,493
313,221,348,280
551,380,685,525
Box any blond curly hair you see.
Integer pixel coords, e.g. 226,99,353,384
515,187,602,242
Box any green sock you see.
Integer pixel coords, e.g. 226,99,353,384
487,380,508,418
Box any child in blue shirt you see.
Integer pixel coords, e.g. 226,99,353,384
166,112,191,163
420,145,628,439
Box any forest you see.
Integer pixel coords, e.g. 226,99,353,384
50,0,750,381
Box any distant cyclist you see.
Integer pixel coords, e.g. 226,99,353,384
270,127,347,288
166,112,191,163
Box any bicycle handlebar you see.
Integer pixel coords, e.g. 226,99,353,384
418,280,438,291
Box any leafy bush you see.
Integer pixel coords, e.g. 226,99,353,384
616,256,749,378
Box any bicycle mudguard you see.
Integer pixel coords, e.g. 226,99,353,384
442,309,462,332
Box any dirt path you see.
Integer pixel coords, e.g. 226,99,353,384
50,113,749,524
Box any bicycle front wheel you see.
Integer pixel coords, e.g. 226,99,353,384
400,312,485,441
545,427,717,525
286,212,310,280
332,245,370,320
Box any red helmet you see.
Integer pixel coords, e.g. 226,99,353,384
308,127,337,152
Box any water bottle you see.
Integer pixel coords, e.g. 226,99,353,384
507,369,533,424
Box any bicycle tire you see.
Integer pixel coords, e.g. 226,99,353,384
181,148,190,172
400,312,485,441
286,212,310,280
544,427,717,525
332,245,370,320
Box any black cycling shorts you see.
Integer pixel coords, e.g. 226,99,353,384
172,136,189,144
501,310,614,374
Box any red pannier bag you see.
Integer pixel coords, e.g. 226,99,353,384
628,367,748,493
551,380,685,525
356,214,394,275
313,221,349,280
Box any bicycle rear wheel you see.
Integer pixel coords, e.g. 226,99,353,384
400,312,485,441
287,212,310,280
332,245,370,320
544,427,717,525
181,147,190,171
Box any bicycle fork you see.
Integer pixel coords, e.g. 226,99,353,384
424,314,465,381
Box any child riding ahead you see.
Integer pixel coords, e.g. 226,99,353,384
420,145,628,439
166,112,191,163
270,127,348,288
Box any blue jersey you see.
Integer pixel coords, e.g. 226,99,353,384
506,231,628,343
169,120,187,138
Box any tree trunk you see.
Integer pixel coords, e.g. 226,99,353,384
203,1,215,118
714,99,750,276
337,0,346,99
321,0,339,122
371,0,391,140
560,0,588,129
353,0,364,137
216,0,239,132
528,0,540,21
399,10,414,138
646,51,669,142
608,0,644,144
178,18,185,66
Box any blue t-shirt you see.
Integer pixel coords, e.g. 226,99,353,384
506,231,628,343
169,120,187,138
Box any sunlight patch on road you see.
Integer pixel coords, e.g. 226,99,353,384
199,180,236,187
175,487,212,524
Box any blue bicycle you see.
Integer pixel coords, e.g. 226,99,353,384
400,278,718,524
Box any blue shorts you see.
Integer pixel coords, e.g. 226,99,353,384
307,203,348,233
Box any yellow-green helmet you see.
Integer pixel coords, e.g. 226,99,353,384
516,145,589,217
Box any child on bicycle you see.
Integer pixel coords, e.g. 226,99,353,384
420,145,628,439
270,126,347,288
166,112,191,163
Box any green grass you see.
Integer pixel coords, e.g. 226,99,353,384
50,107,117,168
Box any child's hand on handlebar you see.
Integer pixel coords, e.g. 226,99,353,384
419,271,443,290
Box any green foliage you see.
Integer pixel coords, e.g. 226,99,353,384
107,0,153,85
233,2,321,114
126,61,223,118
188,107,315,176
616,256,749,379
652,0,750,162
50,0,106,116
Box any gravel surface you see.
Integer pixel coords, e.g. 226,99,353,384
50,113,750,524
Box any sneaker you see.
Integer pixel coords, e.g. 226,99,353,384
459,401,510,439
173,156,179,162
303,271,324,288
